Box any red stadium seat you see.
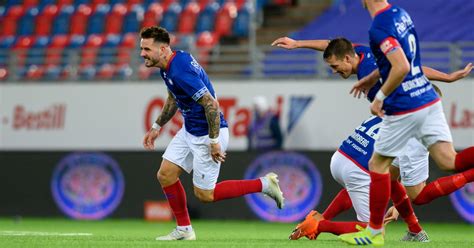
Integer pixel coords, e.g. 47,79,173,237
161,0,177,11
1,6,25,37
70,4,92,35
117,33,136,65
80,34,105,66
35,5,59,36
57,0,74,8
178,1,200,34
96,63,116,80
46,35,70,66
25,65,45,80
104,4,128,34
13,36,36,66
215,1,237,37
142,3,164,28
23,0,39,10
235,0,246,9
198,0,210,9
196,31,217,67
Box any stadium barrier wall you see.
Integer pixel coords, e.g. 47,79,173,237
0,151,470,223
1,80,472,151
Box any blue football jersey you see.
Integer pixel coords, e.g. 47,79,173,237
160,51,228,136
339,45,381,170
369,5,439,115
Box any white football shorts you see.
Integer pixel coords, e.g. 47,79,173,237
330,150,370,222
375,100,452,157
162,127,229,190
392,138,429,186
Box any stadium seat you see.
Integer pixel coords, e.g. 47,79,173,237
160,3,182,32
232,4,250,37
97,34,121,65
35,5,59,36
195,31,217,67
87,4,111,34
123,4,145,33
1,5,25,37
80,34,105,66
57,0,74,8
38,0,56,9
0,36,16,66
13,36,36,67
117,33,137,65
141,3,163,29
177,1,200,34
24,64,46,80
96,63,116,80
70,4,92,35
195,1,219,33
23,0,39,10
18,7,40,36
45,34,70,66
104,4,128,35
161,0,178,11
26,36,50,66
73,0,91,7
215,1,237,37
51,5,74,35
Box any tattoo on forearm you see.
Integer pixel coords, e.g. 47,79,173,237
198,94,220,138
156,94,178,127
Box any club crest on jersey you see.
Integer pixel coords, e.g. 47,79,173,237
244,151,322,222
450,182,474,223
51,152,125,220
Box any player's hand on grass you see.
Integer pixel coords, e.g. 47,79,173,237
383,206,399,225
448,62,473,82
370,99,385,118
143,128,160,150
271,37,298,50
210,143,226,163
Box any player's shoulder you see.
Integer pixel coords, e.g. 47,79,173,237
353,45,371,54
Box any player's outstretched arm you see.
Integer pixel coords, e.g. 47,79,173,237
351,69,381,98
271,37,330,51
143,91,178,150
422,63,473,83
197,92,226,163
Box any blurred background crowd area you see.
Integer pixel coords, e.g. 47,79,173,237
0,0,472,82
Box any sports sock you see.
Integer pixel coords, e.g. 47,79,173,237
455,147,474,172
368,171,390,230
390,180,422,233
322,189,352,220
318,220,367,235
213,179,262,202
413,168,474,205
162,180,191,226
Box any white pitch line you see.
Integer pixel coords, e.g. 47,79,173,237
0,231,93,236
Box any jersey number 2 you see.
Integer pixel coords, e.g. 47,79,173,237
408,34,421,76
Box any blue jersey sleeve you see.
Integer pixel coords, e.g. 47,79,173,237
174,64,209,102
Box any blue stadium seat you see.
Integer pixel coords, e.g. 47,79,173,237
74,0,91,7
195,1,219,33
51,5,75,35
97,34,121,65
232,5,250,37
160,3,182,33
110,0,126,5
27,36,51,66
0,36,16,66
87,4,111,34
122,5,144,33
18,7,40,36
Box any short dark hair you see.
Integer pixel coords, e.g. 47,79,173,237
323,38,355,60
140,26,170,44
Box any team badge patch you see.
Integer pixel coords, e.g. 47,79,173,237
244,151,322,222
450,182,474,223
51,153,125,220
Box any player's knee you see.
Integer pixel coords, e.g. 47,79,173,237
193,188,214,203
157,169,175,186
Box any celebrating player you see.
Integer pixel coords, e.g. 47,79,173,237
338,1,474,245
140,26,285,241
272,36,473,242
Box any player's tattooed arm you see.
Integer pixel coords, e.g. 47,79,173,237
197,92,220,139
155,90,178,126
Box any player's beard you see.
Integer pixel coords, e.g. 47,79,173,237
144,57,159,67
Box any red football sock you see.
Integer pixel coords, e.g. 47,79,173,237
455,147,474,172
413,168,474,205
368,171,390,230
391,180,422,233
162,180,191,226
318,220,367,235
322,189,352,220
213,179,262,202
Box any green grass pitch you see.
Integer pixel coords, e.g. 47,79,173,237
0,218,473,247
